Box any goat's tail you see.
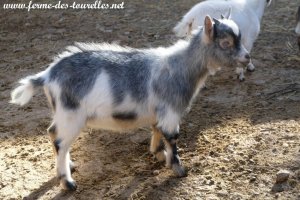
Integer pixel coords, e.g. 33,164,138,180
10,70,48,106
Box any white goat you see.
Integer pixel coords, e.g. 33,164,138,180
173,0,272,81
10,16,249,191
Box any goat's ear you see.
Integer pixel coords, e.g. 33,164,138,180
187,18,194,36
204,15,214,41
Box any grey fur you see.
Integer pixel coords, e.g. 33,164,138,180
153,25,241,114
31,77,45,88
49,50,152,109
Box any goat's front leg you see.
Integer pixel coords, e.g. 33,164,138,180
161,127,186,177
155,107,186,177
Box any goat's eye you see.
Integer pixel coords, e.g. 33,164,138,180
220,40,233,49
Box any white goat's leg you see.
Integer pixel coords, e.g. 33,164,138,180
150,125,166,162
54,111,84,191
236,67,245,82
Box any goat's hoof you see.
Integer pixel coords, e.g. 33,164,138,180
61,179,77,191
246,63,255,72
70,161,76,173
247,67,255,72
237,75,245,82
172,164,187,177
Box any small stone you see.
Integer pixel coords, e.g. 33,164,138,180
276,170,290,183
249,176,256,182
282,143,289,148
153,170,160,176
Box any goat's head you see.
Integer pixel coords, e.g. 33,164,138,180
202,15,250,69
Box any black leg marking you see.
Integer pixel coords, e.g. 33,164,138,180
162,131,179,142
171,141,180,165
54,139,61,154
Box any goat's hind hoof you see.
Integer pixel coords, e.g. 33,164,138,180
61,179,77,191
172,164,187,177
246,67,255,72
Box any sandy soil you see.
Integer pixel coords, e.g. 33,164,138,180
0,0,300,199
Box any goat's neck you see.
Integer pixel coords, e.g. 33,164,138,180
251,0,267,21
179,37,210,94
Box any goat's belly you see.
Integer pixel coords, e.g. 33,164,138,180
86,116,156,132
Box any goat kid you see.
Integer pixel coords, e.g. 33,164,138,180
173,0,272,81
10,16,249,191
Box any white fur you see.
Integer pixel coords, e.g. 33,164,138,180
10,70,49,106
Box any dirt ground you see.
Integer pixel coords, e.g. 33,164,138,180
1,0,300,199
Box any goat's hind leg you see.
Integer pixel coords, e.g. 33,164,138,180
54,113,84,191
47,122,76,173
150,125,166,162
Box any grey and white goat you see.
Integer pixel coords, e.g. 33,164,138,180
10,16,250,191
173,0,272,81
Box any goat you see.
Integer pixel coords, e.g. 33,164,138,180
10,16,250,191
295,6,300,49
173,0,272,81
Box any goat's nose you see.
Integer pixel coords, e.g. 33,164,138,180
245,53,251,60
